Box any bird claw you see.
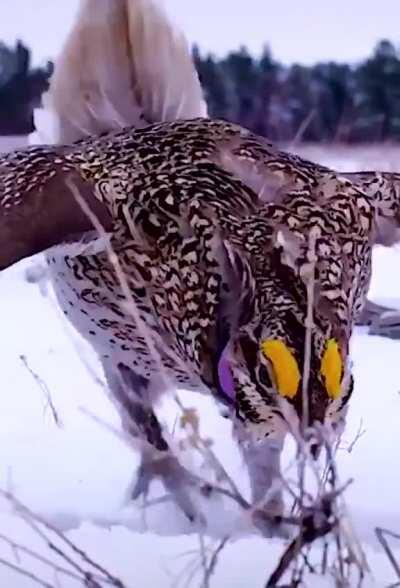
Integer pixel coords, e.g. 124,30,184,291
252,494,290,538
131,452,204,523
252,507,290,539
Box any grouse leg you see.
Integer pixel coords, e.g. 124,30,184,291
102,361,203,522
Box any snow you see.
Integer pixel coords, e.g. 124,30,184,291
2,141,400,585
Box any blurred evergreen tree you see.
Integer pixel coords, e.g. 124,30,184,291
193,38,400,144
221,47,260,129
0,40,50,135
192,46,237,120
252,45,284,140
310,62,354,141
1,37,400,142
353,40,400,141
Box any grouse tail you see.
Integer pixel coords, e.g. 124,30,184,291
30,0,207,146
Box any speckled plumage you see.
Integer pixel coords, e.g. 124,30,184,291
0,117,379,440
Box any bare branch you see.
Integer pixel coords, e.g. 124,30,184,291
19,354,62,428
201,537,229,587
376,527,400,582
0,490,127,587
301,225,319,433
0,555,55,588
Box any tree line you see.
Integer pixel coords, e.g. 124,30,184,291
195,39,400,143
1,38,400,142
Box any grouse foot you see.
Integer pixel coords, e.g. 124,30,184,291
130,451,206,523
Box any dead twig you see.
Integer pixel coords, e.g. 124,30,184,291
0,489,127,587
345,420,367,454
19,354,62,428
0,555,55,588
376,527,400,582
289,109,317,148
266,500,337,587
201,537,229,588
0,530,87,584
301,225,319,434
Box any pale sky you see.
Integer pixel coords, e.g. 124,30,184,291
0,0,399,66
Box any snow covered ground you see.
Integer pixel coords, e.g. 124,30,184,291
1,140,400,586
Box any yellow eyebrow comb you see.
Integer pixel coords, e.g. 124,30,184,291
261,339,300,399
320,339,342,399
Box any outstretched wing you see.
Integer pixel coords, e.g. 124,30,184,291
344,171,400,334
0,146,111,270
343,171,400,246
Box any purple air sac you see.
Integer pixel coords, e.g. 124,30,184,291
217,355,235,399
